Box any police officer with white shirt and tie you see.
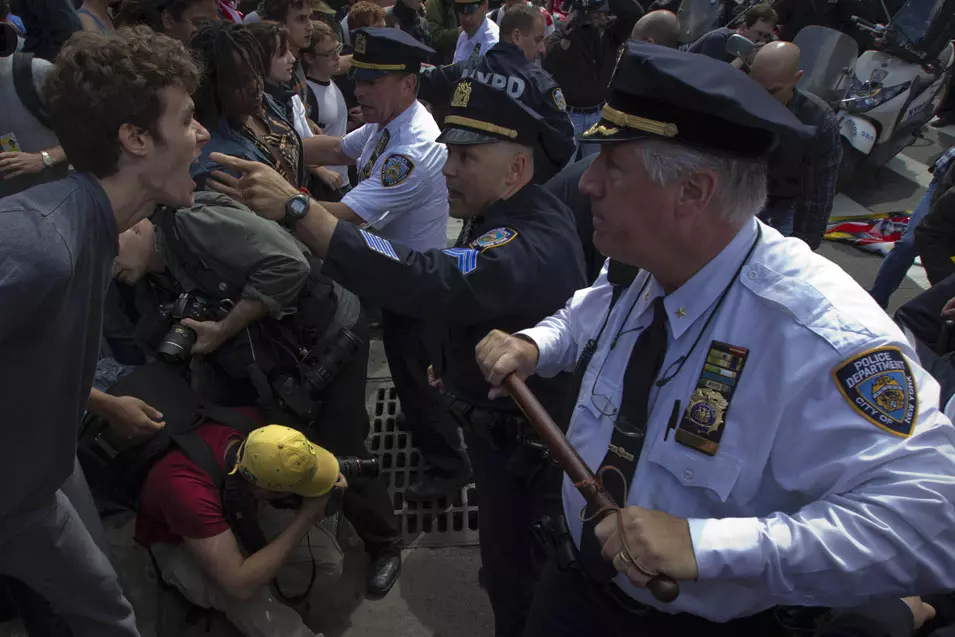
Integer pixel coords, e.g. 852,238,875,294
452,0,500,62
476,42,955,636
292,27,472,534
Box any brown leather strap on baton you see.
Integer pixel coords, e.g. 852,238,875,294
503,374,680,603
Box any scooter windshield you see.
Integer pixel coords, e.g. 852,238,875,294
884,0,955,64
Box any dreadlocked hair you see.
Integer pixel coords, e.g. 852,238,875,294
115,0,206,31
191,21,266,129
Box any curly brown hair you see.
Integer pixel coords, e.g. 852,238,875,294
43,27,201,178
348,1,386,29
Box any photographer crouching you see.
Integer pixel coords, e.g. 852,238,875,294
112,191,403,597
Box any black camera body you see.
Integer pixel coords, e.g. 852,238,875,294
156,293,229,363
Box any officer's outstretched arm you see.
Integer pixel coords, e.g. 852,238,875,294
302,135,354,168
517,260,616,378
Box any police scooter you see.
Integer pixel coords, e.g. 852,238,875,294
835,0,955,185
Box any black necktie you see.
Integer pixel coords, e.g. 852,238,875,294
358,129,390,182
578,296,669,582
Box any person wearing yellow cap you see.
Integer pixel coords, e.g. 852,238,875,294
137,422,345,637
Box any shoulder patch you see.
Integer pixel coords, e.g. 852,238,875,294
381,154,415,187
552,88,566,112
470,227,518,251
833,346,918,438
359,229,400,261
443,247,479,276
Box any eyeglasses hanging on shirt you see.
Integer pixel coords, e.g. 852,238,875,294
588,226,763,440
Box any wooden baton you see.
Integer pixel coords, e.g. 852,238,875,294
503,374,680,603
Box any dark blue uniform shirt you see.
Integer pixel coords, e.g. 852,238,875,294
323,182,586,413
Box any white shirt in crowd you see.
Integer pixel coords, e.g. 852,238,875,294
339,100,448,252
453,16,500,63
519,218,955,621
307,78,350,187
291,94,313,142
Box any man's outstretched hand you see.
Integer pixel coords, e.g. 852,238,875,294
205,152,298,221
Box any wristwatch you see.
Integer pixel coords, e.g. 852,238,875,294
284,193,310,225
40,151,55,169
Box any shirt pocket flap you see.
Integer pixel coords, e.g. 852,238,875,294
648,443,743,503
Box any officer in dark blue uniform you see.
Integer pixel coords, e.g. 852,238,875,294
419,4,575,182
206,78,587,637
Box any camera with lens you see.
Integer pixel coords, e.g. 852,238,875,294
337,456,380,481
156,293,229,363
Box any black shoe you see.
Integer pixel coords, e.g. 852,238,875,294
404,471,471,502
367,551,401,599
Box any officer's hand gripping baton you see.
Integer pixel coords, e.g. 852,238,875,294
503,374,680,603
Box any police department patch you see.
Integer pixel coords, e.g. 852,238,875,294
381,154,414,187
552,88,567,112
443,247,479,275
833,346,917,437
470,227,518,251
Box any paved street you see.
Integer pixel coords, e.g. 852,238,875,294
2,121,953,637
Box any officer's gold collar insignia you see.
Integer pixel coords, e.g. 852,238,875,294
676,307,687,318
674,341,749,456
354,32,367,55
451,80,472,108
833,346,917,438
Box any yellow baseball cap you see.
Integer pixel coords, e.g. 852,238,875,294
230,425,340,497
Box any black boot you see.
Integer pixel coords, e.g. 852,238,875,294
366,547,402,599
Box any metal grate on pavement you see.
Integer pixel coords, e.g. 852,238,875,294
365,381,480,548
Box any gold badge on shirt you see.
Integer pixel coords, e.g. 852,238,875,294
674,341,749,456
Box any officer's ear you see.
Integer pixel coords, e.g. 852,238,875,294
675,168,719,222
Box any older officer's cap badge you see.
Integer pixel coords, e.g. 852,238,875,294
581,41,815,158
834,346,917,437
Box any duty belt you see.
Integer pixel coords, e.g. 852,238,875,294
444,395,555,486
566,103,603,115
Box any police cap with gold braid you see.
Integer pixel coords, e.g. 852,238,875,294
581,41,814,158
348,27,435,81
437,78,544,146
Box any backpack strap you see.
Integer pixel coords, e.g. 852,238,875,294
170,430,225,491
12,53,51,129
198,405,261,436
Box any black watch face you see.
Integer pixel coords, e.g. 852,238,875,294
289,195,309,217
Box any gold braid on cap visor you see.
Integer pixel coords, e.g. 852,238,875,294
443,115,518,139
600,105,679,138
349,60,408,71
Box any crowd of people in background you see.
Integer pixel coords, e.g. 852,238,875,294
3,1,955,637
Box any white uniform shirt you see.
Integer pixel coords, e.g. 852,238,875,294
340,100,449,252
519,219,955,621
453,16,500,63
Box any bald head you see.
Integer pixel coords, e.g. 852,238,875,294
630,10,680,48
749,41,804,105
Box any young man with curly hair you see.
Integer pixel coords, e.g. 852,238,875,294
0,27,209,637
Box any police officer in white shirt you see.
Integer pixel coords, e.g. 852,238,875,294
453,0,500,62
295,27,471,504
476,42,955,636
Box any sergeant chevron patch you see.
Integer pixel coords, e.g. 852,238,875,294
360,229,400,261
443,247,479,275
833,346,917,438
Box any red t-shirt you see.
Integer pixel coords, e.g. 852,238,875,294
134,409,264,547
